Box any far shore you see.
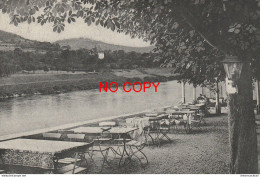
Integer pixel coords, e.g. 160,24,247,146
0,68,179,99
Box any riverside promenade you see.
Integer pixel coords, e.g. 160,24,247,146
1,111,259,174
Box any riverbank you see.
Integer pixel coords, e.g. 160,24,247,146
0,68,178,99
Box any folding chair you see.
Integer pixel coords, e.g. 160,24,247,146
143,118,161,146
57,151,88,174
90,135,113,172
58,134,90,167
126,140,148,165
197,110,207,125
114,123,149,167
189,113,204,133
145,117,172,146
69,129,113,172
159,119,172,143
98,122,125,158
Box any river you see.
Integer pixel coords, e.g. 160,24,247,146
0,81,206,136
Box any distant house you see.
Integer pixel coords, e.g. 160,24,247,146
96,45,104,60
98,52,104,60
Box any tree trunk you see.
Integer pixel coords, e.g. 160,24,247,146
182,82,186,104
228,62,258,174
220,84,223,98
215,82,221,115
256,79,260,114
193,87,196,102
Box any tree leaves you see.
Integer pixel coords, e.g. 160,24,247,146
53,23,65,33
228,23,241,34
10,15,21,26
246,24,256,33
172,22,179,29
85,16,92,25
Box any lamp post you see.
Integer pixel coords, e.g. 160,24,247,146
221,56,258,173
221,56,243,94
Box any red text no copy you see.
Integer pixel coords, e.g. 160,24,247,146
99,82,160,92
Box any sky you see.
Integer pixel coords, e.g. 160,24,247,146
0,13,151,47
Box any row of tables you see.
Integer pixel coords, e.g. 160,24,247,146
126,103,206,142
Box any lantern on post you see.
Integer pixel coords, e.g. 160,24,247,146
222,56,243,94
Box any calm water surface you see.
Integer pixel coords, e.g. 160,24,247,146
0,81,204,136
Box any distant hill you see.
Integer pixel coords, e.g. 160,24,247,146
0,30,59,50
55,38,154,53
0,30,26,43
0,30,154,53
0,29,37,46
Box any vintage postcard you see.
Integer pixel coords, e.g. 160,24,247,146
0,0,259,175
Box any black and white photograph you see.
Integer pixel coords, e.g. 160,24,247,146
0,0,259,175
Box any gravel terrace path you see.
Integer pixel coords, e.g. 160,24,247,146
88,115,230,174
